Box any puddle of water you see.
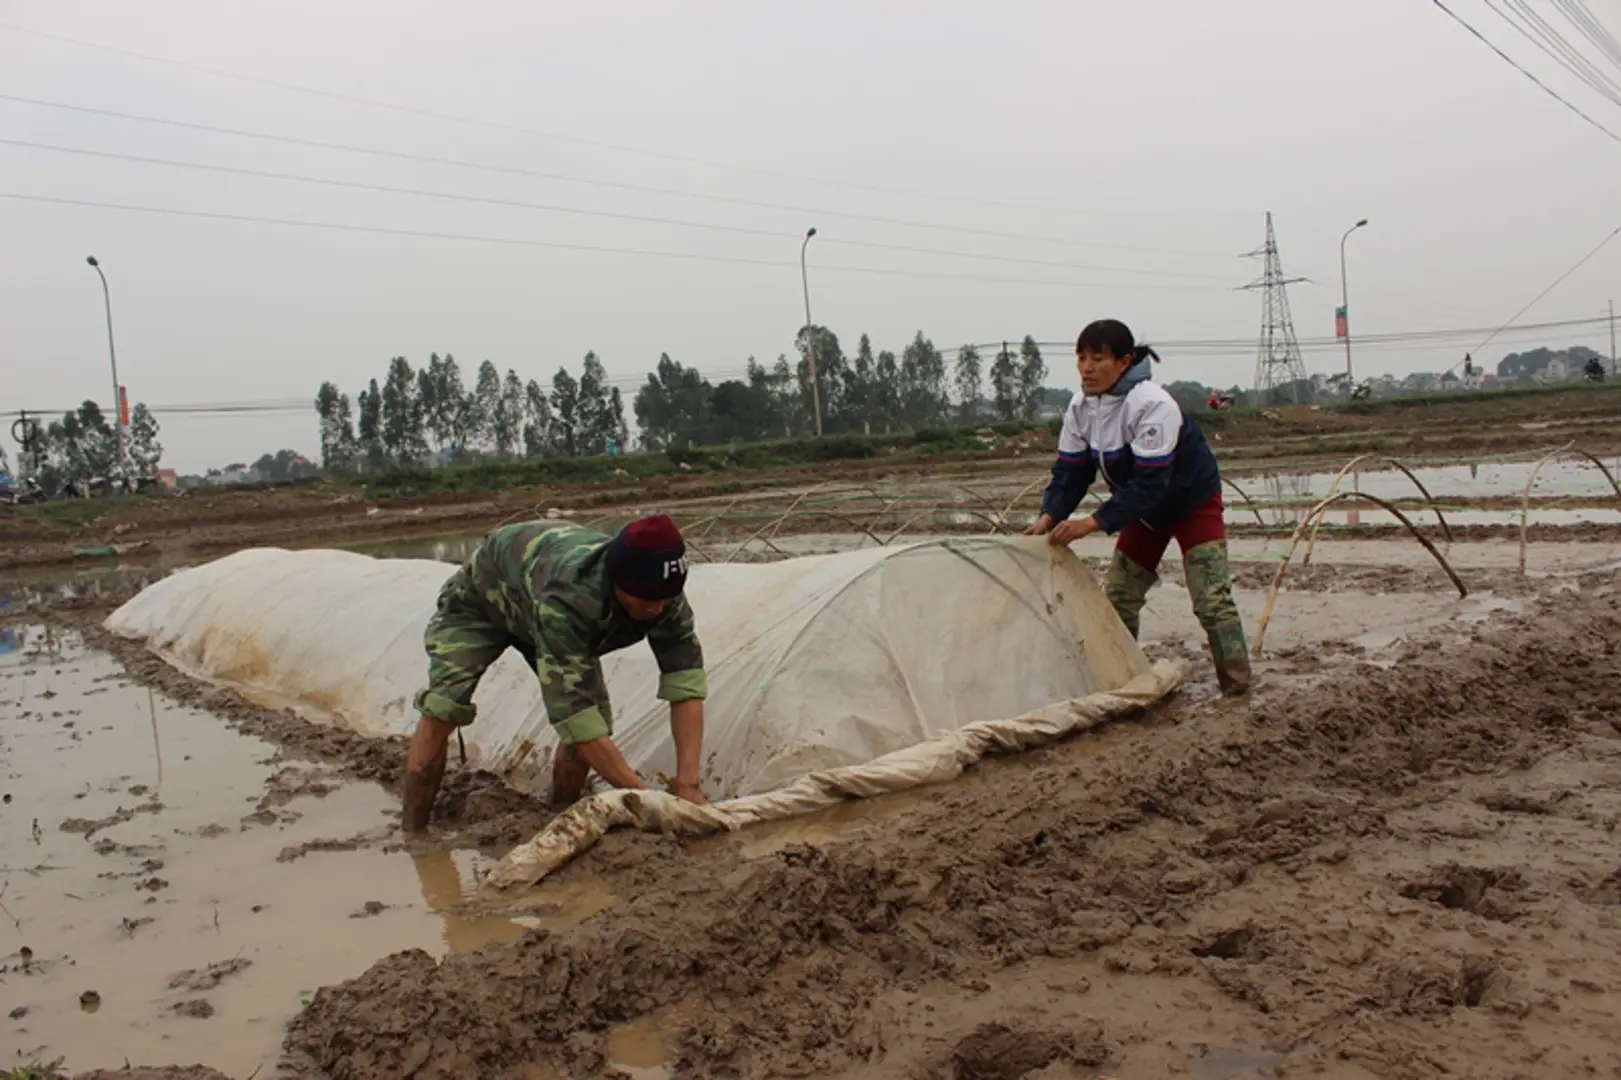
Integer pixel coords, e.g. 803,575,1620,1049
347,534,484,563
1237,459,1621,515
602,998,702,1080
0,628,582,1075
1187,1046,1288,1078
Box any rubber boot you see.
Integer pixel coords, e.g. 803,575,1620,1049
1182,540,1252,696
1103,550,1158,640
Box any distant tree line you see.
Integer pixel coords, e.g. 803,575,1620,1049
314,353,629,472
310,330,1056,471
634,331,1052,450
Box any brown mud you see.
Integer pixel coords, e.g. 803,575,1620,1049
273,585,1621,1080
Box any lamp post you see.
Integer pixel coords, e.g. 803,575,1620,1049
86,255,127,490
800,226,822,437
1339,218,1369,384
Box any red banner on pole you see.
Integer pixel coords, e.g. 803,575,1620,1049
1334,306,1348,340
118,385,130,428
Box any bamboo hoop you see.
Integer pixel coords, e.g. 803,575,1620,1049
1222,476,1268,528
995,477,1049,533
885,505,944,546
1301,455,1453,566
953,485,1012,534
1518,445,1621,575
1252,491,1467,657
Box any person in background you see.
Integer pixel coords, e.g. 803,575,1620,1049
1026,319,1251,696
401,514,709,832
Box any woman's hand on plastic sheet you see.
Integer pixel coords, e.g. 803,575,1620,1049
1048,516,1101,547
669,778,709,806
1024,513,1055,536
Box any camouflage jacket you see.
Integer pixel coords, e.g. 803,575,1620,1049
469,522,706,739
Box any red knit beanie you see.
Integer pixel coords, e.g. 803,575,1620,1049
605,514,688,600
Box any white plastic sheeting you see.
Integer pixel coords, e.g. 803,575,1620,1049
104,536,1186,880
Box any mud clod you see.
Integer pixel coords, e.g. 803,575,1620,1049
1190,925,1258,961
173,998,215,1019
1400,865,1520,918
949,1021,1108,1079
168,958,252,992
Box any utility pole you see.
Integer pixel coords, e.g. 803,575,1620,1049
1241,212,1311,405
800,226,823,437
86,255,127,490
1339,218,1369,381
1610,299,1617,377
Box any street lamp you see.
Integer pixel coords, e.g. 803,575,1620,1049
1339,218,1369,384
86,255,127,490
800,226,823,437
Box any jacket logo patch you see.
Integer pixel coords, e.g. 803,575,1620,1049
1140,424,1164,451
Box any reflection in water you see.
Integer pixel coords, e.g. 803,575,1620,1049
411,847,533,954
1260,473,1316,527
350,535,484,564
409,846,620,953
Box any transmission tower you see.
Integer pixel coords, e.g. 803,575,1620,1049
1241,212,1312,405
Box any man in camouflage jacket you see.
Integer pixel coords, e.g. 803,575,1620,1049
402,514,708,832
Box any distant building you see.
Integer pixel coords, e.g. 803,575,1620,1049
156,468,178,489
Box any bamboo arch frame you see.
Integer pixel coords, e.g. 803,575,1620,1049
1252,491,1467,657
1517,446,1621,575
1223,476,1268,528
1301,455,1452,566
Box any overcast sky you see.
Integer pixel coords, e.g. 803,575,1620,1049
3,0,1619,472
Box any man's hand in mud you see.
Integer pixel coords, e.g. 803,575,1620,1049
669,778,709,806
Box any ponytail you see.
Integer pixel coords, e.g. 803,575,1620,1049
1132,344,1161,364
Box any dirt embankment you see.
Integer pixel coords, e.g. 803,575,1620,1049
273,585,1621,1079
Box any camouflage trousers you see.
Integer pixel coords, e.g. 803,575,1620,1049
1103,495,1251,695
412,566,615,739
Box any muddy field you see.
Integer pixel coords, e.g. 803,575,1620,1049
3,385,1619,577
3,393,1621,1079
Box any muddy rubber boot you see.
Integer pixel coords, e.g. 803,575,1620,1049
1204,620,1252,696
1182,541,1252,697
1103,550,1158,640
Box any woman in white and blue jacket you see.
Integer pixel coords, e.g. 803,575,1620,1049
1027,319,1250,695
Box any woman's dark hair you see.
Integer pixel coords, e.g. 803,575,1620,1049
1076,319,1160,364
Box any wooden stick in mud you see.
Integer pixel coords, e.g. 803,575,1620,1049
1518,444,1621,575
1252,491,1467,657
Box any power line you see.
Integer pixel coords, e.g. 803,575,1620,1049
0,138,1240,283
1470,225,1621,353
1430,0,1621,144
0,20,1252,223
1483,0,1621,108
1554,0,1621,73
0,191,1233,292
0,93,1239,260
